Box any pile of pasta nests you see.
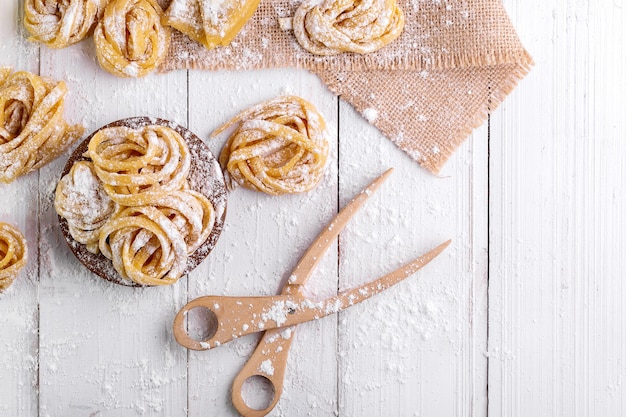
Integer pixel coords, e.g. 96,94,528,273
55,122,219,286
51,96,330,286
23,0,406,77
0,64,331,287
5,0,400,287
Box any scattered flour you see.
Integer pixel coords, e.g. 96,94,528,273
362,108,379,122
259,359,275,376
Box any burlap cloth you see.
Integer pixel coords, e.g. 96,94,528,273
160,0,533,173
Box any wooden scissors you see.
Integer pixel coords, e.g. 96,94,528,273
173,168,451,416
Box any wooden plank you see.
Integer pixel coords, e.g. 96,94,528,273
36,42,189,415
186,69,339,416
337,102,489,416
489,0,626,416
0,3,40,416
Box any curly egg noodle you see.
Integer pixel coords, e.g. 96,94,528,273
292,0,405,55
0,223,28,292
213,95,329,196
94,0,171,78
55,124,216,286
0,67,84,183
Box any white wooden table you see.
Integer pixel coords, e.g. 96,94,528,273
1,1,624,416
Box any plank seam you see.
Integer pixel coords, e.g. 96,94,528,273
335,94,341,417
186,69,191,417
486,110,491,417
35,8,42,416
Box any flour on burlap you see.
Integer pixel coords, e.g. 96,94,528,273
161,0,533,173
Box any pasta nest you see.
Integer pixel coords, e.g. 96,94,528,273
0,222,28,292
24,0,107,48
54,161,117,254
94,0,171,77
293,0,405,55
98,190,214,285
0,67,84,183
213,95,329,196
88,125,190,204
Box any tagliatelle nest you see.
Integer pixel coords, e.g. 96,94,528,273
24,0,107,48
292,0,405,55
213,95,330,196
93,0,171,77
0,67,84,183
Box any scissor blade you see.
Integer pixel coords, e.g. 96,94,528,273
286,168,394,289
321,239,452,313
398,239,451,276
257,240,452,329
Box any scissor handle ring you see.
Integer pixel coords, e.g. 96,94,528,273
232,371,281,417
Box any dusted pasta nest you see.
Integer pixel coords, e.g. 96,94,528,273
0,222,28,292
55,118,227,287
213,96,329,196
24,0,108,48
94,0,171,77
55,161,117,254
0,67,84,183
291,0,405,55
